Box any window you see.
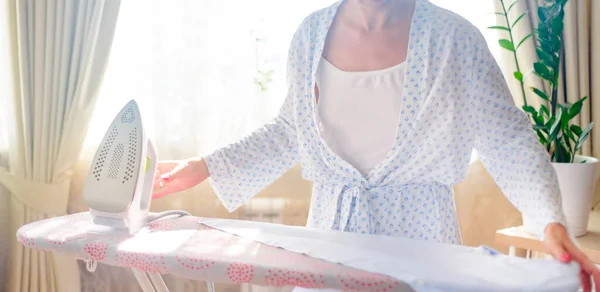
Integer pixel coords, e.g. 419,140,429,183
83,0,337,160
431,0,500,59
84,0,499,159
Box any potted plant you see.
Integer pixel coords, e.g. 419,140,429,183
491,0,597,236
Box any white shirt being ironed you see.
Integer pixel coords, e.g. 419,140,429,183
204,0,567,245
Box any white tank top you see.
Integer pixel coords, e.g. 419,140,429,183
315,58,406,176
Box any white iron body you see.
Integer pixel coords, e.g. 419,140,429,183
83,99,158,235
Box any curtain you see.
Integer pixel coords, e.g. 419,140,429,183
492,0,600,207
0,0,121,291
69,0,334,291
0,0,17,288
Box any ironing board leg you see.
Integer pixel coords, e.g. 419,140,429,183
132,269,156,292
508,245,516,256
148,273,170,292
207,281,216,292
132,269,210,292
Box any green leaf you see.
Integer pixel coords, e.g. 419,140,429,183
498,39,515,51
576,122,595,151
516,33,533,50
563,133,574,155
539,37,552,50
514,71,523,81
525,105,545,128
554,139,570,163
545,116,555,128
531,87,550,101
538,25,550,39
540,104,550,117
533,116,546,129
551,13,565,35
533,62,553,81
507,0,520,12
522,105,537,115
512,12,528,28
489,25,510,31
551,35,561,52
538,6,548,22
570,124,583,136
565,128,577,144
569,96,587,119
536,129,548,144
548,109,563,142
536,48,555,66
558,103,572,113
494,12,506,16
560,108,571,130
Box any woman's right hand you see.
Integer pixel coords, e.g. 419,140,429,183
152,157,210,199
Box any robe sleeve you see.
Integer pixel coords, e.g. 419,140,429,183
203,29,302,212
470,33,567,239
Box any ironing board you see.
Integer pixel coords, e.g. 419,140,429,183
16,212,405,292
17,212,583,292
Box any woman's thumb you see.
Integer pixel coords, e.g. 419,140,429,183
160,161,188,181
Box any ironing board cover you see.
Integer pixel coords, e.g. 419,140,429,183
201,218,582,292
16,212,406,291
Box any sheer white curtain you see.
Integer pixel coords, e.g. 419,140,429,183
0,0,16,286
74,1,336,291
430,1,499,60
82,0,337,160
0,0,120,291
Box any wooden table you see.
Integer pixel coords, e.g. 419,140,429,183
496,210,600,264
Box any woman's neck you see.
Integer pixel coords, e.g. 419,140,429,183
345,0,414,31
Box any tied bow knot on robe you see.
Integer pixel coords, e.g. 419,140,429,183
330,182,395,235
322,180,452,239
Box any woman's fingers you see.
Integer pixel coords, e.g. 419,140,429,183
156,161,180,174
580,270,592,292
544,233,571,263
152,162,178,198
153,177,165,191
159,160,191,181
563,240,599,291
151,158,207,199
544,224,599,292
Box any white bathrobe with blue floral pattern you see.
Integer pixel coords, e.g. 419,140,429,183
204,0,567,244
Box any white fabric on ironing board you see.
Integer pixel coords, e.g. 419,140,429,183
199,218,581,292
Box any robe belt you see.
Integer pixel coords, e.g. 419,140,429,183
333,183,376,234
0,168,71,216
329,181,453,234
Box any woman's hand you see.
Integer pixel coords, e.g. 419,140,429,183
544,222,600,291
152,157,210,199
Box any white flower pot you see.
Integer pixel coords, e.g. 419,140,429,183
523,155,599,237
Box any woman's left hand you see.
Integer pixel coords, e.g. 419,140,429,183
544,222,600,292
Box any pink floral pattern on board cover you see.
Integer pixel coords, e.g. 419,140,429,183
17,213,402,291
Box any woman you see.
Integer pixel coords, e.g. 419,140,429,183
153,0,599,290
